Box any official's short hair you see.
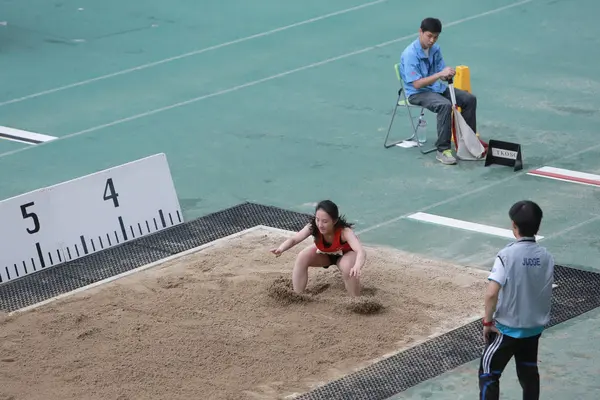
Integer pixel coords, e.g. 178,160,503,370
509,200,543,237
420,18,442,34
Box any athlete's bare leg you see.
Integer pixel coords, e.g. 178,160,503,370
337,251,361,297
292,245,331,293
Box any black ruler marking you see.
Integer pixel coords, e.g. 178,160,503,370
5,267,10,280
80,236,89,255
0,271,3,283
35,242,46,269
130,225,135,239
119,216,128,241
159,209,166,228
14,213,184,277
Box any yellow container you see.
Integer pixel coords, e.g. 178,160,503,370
454,65,471,93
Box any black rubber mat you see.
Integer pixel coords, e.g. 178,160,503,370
1,202,598,400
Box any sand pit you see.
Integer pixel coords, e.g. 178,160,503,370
0,226,489,400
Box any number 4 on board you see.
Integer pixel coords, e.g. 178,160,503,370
103,178,120,208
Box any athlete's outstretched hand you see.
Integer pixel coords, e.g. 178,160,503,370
270,248,283,257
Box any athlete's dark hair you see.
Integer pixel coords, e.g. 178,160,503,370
509,200,543,237
420,17,442,34
309,200,353,238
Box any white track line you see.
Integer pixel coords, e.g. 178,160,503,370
406,212,544,240
356,137,600,237
357,174,520,236
0,125,57,144
0,0,388,108
538,214,600,242
527,166,600,187
0,0,535,161
8,225,275,315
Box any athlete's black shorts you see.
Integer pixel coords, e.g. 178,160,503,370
323,254,342,269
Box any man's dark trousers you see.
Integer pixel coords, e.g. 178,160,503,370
479,331,542,400
408,87,477,152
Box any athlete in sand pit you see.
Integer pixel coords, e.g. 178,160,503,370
271,200,366,297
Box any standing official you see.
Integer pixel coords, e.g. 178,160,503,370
479,200,554,400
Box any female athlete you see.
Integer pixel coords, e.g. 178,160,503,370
270,200,366,297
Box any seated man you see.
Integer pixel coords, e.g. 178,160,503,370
400,17,478,165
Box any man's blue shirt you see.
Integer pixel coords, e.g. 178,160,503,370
400,39,447,97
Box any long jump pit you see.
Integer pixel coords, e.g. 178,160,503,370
0,225,488,400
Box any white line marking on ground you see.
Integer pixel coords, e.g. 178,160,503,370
0,0,535,161
0,0,388,108
0,137,31,145
356,155,600,238
8,225,275,315
356,174,520,236
536,214,600,242
406,212,544,240
0,125,57,144
528,166,600,187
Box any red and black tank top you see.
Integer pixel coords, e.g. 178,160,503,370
314,227,352,255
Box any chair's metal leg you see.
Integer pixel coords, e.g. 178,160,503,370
408,107,437,154
418,143,438,154
416,142,437,154
384,89,437,154
404,101,418,142
384,93,403,148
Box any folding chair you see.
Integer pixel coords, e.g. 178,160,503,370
384,63,436,154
